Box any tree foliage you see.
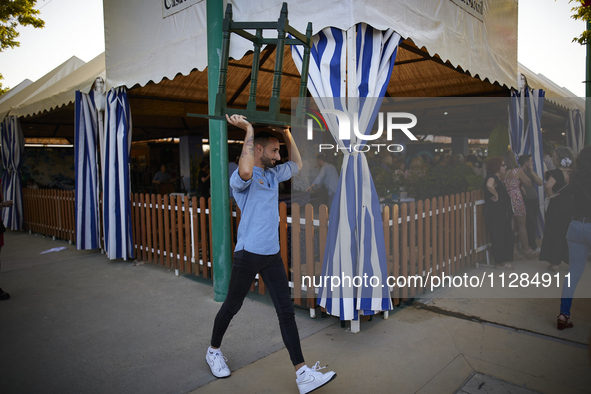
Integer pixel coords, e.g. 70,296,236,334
568,0,591,45
0,0,45,93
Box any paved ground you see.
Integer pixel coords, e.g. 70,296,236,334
1,230,590,394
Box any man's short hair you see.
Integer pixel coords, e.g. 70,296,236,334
518,154,531,166
253,131,277,148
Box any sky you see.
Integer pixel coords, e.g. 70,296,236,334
0,0,587,97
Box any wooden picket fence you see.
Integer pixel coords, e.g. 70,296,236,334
22,188,76,243
20,189,489,309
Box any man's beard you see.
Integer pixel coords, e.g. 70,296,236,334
261,154,276,168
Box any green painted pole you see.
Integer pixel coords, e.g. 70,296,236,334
207,0,232,302
586,20,591,146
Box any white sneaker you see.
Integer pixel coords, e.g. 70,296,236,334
296,361,337,394
205,348,231,378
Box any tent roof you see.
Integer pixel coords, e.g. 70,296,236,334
518,63,585,113
104,0,518,91
0,79,33,105
11,53,105,118
0,56,86,121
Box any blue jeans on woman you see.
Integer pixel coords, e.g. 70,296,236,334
560,219,591,316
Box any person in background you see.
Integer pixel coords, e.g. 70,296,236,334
539,147,575,272
152,164,171,185
394,161,406,180
466,155,484,177
483,157,514,270
543,145,556,172
405,156,428,179
25,179,38,189
306,153,339,210
198,162,211,198
556,145,591,330
518,154,543,253
501,150,536,260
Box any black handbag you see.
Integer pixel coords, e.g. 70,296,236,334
0,220,6,234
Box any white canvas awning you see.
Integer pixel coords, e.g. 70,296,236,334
519,62,585,112
0,79,33,105
0,56,86,121
104,0,518,91
10,53,106,118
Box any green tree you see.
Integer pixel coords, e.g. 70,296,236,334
568,0,591,44
487,123,510,158
0,0,45,93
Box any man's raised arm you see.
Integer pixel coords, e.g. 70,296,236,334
281,128,303,171
227,114,255,181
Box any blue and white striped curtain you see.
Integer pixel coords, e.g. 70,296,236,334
101,87,134,260
293,24,401,321
508,88,545,235
526,89,546,236
0,115,24,230
566,109,584,155
75,91,101,249
508,90,525,157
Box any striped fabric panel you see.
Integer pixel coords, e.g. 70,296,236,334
508,90,526,157
292,27,348,149
567,109,584,155
0,115,24,230
525,89,545,237
293,24,400,320
102,87,134,260
74,91,101,249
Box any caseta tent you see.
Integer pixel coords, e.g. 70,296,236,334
104,0,519,323
0,53,136,260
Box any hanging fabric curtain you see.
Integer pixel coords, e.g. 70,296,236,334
74,91,101,249
101,87,134,260
508,90,526,157
293,24,401,321
0,115,24,230
509,87,545,235
566,109,584,155
525,88,545,237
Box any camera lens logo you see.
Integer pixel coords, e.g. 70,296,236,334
305,107,328,133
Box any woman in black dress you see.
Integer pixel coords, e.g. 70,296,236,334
539,147,575,272
483,157,514,269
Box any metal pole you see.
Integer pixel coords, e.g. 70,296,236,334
586,20,591,146
207,0,231,302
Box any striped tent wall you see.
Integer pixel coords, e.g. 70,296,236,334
566,109,584,155
102,87,134,260
293,24,401,321
525,89,545,237
74,91,101,249
508,90,526,156
0,115,24,230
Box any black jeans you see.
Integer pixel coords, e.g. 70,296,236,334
524,198,539,250
210,250,304,366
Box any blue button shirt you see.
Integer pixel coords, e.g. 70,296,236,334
231,161,298,255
